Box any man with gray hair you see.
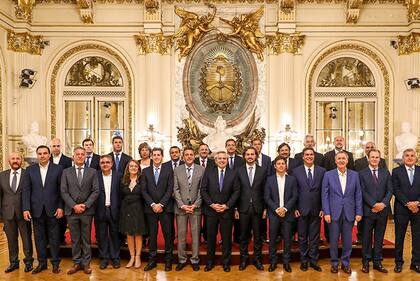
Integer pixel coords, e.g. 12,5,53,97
294,135,324,167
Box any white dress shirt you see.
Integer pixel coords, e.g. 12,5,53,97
39,163,49,186
103,172,112,206
337,169,347,194
276,174,286,209
52,153,62,165
9,168,22,188
75,165,84,177
304,165,315,177
199,157,208,167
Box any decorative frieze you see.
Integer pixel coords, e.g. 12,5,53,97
397,32,420,55
7,30,46,55
266,32,305,55
14,0,36,22
134,33,173,54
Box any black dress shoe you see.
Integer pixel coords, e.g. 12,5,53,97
204,263,214,272
223,264,231,272
112,260,121,269
192,263,200,271
239,261,247,271
310,263,322,272
373,263,388,273
283,263,292,272
341,265,352,274
99,261,108,270
144,261,157,271
394,264,402,273
300,262,308,271
254,261,264,271
164,262,172,272
24,263,33,273
52,265,60,274
5,264,19,273
32,264,47,274
362,264,369,273
410,264,420,273
176,263,186,271
330,265,338,273
268,263,277,272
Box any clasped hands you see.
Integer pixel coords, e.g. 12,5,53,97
181,204,197,214
23,208,64,221
371,202,386,213
406,201,420,213
152,203,164,213
73,204,86,214
275,207,287,217
210,203,229,213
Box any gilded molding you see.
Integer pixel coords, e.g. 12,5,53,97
307,43,390,160
50,44,133,152
280,0,295,13
406,0,420,22
397,32,420,55
7,30,46,55
145,0,159,14
77,0,94,23
14,0,36,22
34,0,142,3
23,0,408,3
134,33,173,55
345,0,363,23
0,65,3,170
266,32,305,55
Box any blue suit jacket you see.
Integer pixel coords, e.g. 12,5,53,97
22,162,63,218
264,174,298,222
95,171,122,221
321,169,362,221
293,165,326,216
392,165,420,216
260,153,273,177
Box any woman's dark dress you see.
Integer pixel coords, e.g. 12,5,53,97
119,180,147,236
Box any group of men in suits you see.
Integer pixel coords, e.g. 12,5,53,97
2,133,420,275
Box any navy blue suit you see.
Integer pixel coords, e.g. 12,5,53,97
95,171,122,264
109,152,132,174
264,174,297,264
85,153,100,170
295,151,324,167
322,169,362,267
359,167,392,265
22,162,63,267
293,165,326,264
392,165,420,267
51,154,72,170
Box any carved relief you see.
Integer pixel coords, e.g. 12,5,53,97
234,110,266,155
406,0,420,22
7,30,46,55
134,33,173,55
345,0,363,23
398,32,420,55
316,57,375,87
145,0,160,14
15,0,36,22
176,116,208,153
77,0,94,23
266,32,305,55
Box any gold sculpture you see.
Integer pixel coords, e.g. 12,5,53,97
15,0,36,22
134,32,174,55
398,32,420,55
234,110,266,155
173,4,217,60
176,116,208,153
266,32,305,55
7,30,46,55
406,0,420,22
220,6,265,61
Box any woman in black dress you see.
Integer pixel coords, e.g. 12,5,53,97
119,160,146,268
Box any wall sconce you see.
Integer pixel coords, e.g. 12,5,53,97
329,106,337,119
20,69,36,88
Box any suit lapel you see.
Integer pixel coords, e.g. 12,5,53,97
273,176,280,203
344,172,352,197
72,166,83,189
191,164,201,188
35,165,44,188
332,170,344,196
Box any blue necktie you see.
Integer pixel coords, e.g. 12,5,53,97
85,155,91,168
308,168,314,187
115,154,120,171
219,169,224,192
154,167,159,185
229,157,234,169
409,168,414,185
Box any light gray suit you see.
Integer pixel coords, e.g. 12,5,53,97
173,163,205,264
61,166,99,266
0,169,33,266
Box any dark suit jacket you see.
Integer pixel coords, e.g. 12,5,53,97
95,171,122,221
321,169,362,221
194,157,215,170
86,153,100,170
60,166,99,216
200,166,240,219
259,153,273,176
227,154,245,170
109,152,132,174
236,164,266,214
264,174,298,222
392,165,420,216
50,154,72,169
292,165,326,216
294,151,324,167
0,169,26,220
162,160,185,171
140,164,174,214
354,156,387,171
323,150,355,171
22,163,63,218
359,167,392,217
271,157,299,175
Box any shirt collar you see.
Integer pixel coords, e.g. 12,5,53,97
102,171,112,177
153,164,162,170
304,164,314,171
53,153,62,159
405,165,415,171
39,162,49,169
246,163,256,169
11,168,22,174
369,165,379,172
337,168,347,176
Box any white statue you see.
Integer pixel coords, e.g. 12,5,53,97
22,121,48,158
203,116,231,154
395,121,418,159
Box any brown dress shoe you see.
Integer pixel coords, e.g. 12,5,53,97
330,265,338,273
67,264,81,275
341,265,352,274
83,264,92,274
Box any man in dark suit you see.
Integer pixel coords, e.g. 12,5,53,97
194,143,215,170
236,147,266,271
50,137,72,244
141,147,174,272
294,135,324,167
322,151,362,274
201,151,240,272
22,145,63,274
163,146,184,170
61,147,99,275
354,141,387,245
322,135,355,171
392,148,420,273
264,156,298,272
276,143,299,174
95,155,122,270
82,138,100,170
0,152,33,273
108,136,132,174
293,147,325,272
359,149,392,273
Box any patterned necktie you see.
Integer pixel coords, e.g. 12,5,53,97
308,168,314,186
372,169,379,184
201,159,205,167
173,162,178,169
85,155,91,168
219,169,224,192
77,167,83,185
187,167,192,188
229,157,234,169
409,168,414,185
154,167,160,185
248,166,253,186
11,171,18,192
115,153,120,171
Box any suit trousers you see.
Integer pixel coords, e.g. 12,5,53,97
206,215,233,265
4,214,33,266
147,212,173,262
362,215,387,264
32,208,61,266
96,208,120,262
67,214,93,266
58,216,68,243
239,207,263,262
298,214,321,264
268,216,292,264
329,213,354,267
394,213,420,266
176,213,201,264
